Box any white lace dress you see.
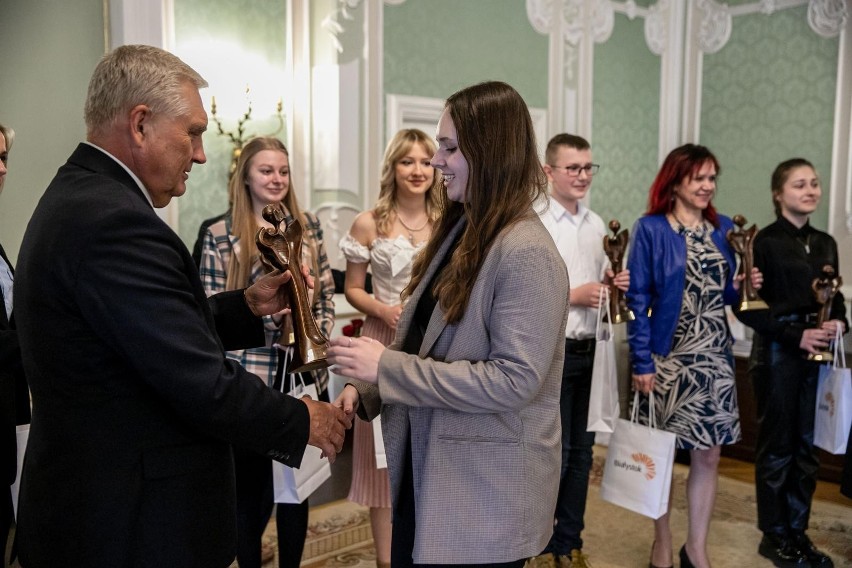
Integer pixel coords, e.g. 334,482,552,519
338,233,424,507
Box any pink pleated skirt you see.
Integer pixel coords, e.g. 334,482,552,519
347,316,395,508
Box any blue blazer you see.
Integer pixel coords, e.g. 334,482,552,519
626,213,739,375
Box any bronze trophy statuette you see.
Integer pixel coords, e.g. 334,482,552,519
602,220,634,324
807,264,842,362
255,204,329,374
725,214,768,311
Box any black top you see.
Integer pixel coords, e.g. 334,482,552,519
401,233,461,356
737,216,847,350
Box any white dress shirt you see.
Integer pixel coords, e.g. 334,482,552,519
538,196,609,340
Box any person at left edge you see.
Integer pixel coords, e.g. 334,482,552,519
0,122,31,566
12,44,349,568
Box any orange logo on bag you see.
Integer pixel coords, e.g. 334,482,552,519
631,453,656,480
824,392,836,418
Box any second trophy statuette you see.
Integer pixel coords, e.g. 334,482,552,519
255,204,329,373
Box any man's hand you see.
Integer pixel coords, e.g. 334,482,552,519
245,266,314,317
301,396,350,463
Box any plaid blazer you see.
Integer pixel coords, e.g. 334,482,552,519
200,211,335,392
356,213,570,563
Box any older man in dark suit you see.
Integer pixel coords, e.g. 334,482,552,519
13,45,348,568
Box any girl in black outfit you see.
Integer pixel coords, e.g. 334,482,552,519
738,158,847,568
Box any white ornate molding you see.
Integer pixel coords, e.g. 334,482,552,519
526,0,614,46
808,0,848,38
644,0,670,55
692,0,844,53
696,0,732,54
321,0,361,54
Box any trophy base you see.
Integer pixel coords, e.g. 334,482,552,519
604,310,636,324
289,357,329,374
739,298,769,311
806,351,833,363
288,345,330,374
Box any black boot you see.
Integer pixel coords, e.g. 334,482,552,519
791,533,833,567
758,533,809,568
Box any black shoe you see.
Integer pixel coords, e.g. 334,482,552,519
758,533,810,567
678,545,695,568
792,533,834,567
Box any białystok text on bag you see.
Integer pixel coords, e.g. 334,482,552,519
600,391,676,519
588,286,620,433
271,372,333,503
814,326,851,455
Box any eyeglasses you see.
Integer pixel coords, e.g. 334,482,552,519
549,164,600,176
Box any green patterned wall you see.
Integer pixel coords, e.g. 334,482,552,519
383,0,548,108
173,0,289,249
700,6,838,231
591,13,660,234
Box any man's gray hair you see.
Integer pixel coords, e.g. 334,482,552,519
84,44,208,137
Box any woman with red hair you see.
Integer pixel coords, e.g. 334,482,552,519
626,144,760,568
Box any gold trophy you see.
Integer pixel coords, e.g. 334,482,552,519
255,204,329,373
726,214,768,311
602,220,634,324
807,265,842,362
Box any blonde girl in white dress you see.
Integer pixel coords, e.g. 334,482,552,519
338,129,443,568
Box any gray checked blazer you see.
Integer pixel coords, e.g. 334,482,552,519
356,212,570,564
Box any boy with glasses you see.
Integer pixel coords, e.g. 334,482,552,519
535,134,629,568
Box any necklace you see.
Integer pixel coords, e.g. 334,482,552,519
396,211,429,245
671,212,707,241
798,233,811,254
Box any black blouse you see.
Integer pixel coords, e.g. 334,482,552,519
737,216,847,350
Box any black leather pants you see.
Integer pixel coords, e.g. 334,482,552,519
749,334,821,535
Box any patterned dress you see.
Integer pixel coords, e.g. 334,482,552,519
637,220,741,450
339,233,425,507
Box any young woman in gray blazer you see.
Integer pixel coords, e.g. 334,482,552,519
328,81,570,568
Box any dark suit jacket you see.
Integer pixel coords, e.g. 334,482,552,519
0,242,30,488
13,143,311,568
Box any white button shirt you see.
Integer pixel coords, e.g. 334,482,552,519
537,196,609,340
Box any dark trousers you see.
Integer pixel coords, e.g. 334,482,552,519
544,340,596,555
391,438,527,568
235,447,309,568
750,335,821,536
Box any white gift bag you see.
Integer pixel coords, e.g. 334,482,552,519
587,287,620,433
11,423,29,519
372,414,387,469
271,374,332,503
600,392,676,519
814,327,851,455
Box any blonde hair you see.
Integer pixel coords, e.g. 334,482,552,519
226,136,306,290
374,129,443,236
84,45,207,138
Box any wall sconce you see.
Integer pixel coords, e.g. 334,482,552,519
210,86,285,177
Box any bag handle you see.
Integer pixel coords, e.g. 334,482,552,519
596,286,613,342
272,347,308,396
630,390,658,430
832,325,846,369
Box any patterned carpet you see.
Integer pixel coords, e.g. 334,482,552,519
249,446,851,568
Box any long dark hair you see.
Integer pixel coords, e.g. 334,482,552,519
404,81,547,323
